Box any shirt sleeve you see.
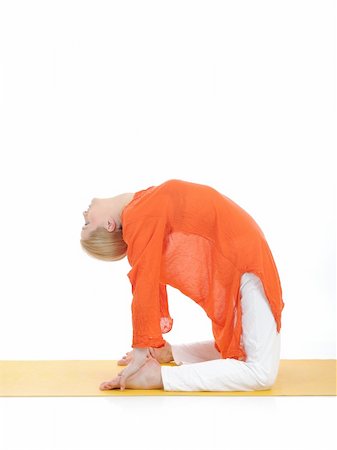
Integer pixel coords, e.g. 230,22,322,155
126,216,170,348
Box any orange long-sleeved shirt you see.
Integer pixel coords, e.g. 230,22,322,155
121,179,285,361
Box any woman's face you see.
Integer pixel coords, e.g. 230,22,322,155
81,198,100,239
81,197,118,240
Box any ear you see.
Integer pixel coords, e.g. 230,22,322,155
106,219,116,232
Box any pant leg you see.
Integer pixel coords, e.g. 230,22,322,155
161,272,281,391
171,340,222,365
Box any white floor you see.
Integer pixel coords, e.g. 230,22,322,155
0,396,336,450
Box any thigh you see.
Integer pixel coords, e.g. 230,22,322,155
240,272,281,369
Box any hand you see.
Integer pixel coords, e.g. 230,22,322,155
148,342,173,363
117,347,150,390
117,350,133,366
118,341,173,366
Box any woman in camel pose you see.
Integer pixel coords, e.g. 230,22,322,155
80,179,285,391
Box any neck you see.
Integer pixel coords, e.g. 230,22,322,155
112,192,135,229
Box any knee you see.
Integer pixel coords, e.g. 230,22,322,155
249,363,278,390
255,376,275,391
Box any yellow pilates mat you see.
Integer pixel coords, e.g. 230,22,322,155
0,359,335,397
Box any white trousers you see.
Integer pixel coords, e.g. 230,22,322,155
161,272,281,391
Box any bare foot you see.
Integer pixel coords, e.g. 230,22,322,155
100,357,163,390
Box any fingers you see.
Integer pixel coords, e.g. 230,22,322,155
117,361,127,366
116,348,149,390
119,370,131,391
117,351,133,366
118,365,137,387
120,375,126,391
118,358,147,390
117,357,130,366
148,347,156,358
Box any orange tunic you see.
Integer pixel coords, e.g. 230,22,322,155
121,179,285,361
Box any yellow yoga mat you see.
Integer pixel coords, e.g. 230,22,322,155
0,359,335,397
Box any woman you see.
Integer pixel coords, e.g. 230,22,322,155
80,179,285,391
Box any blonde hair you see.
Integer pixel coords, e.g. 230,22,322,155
80,227,127,262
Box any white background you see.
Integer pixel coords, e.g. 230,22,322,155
0,1,336,450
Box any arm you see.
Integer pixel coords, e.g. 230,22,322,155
126,216,169,349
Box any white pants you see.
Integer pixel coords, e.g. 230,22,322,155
161,272,281,391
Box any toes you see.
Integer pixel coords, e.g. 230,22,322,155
99,376,121,390
100,383,113,390
99,381,113,390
